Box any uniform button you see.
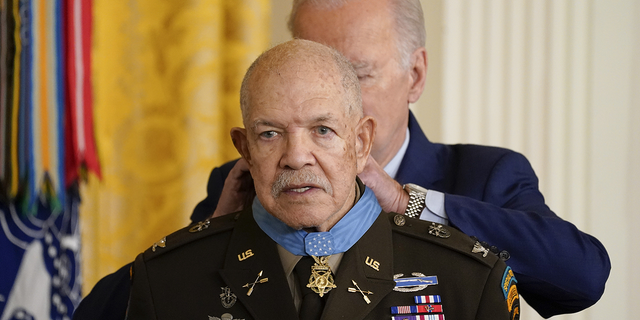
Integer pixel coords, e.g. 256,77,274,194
499,250,510,261
393,214,406,226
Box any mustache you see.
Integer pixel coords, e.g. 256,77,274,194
271,169,333,198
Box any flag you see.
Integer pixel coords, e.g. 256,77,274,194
0,0,100,318
0,191,82,319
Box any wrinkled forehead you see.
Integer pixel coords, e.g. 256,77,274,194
253,53,341,85
245,60,351,117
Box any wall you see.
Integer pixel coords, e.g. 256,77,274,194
429,0,639,319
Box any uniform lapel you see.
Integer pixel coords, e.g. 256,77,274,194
321,211,396,320
218,208,298,320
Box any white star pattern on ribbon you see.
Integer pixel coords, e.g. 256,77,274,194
305,232,335,256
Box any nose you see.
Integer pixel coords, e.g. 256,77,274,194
279,133,316,170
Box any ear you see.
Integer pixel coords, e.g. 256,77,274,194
354,116,376,173
407,47,427,104
230,127,252,165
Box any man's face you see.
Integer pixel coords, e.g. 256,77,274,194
292,0,423,167
232,59,374,232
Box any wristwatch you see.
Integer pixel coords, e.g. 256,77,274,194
403,183,428,218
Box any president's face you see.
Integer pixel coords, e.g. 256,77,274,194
232,59,373,232
292,0,417,167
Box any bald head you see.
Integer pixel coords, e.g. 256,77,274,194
232,39,376,232
240,39,362,123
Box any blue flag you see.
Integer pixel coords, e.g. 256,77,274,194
0,191,82,319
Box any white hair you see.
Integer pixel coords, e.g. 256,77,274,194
288,0,426,69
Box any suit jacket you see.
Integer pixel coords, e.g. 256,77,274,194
190,112,610,318
126,206,517,320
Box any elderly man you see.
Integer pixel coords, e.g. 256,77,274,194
74,1,609,319
125,39,518,320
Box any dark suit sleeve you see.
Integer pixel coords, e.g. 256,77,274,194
444,152,610,318
73,264,131,320
190,160,239,223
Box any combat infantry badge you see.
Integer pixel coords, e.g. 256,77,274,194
307,256,337,297
393,273,438,292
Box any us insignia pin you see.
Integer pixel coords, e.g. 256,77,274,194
219,287,237,308
393,273,438,292
365,256,380,271
238,249,254,261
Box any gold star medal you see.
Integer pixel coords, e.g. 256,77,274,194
307,256,337,297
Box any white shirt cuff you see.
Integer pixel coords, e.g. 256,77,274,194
418,190,449,225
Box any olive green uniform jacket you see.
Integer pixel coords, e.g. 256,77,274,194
126,206,519,320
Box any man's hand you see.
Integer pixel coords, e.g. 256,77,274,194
357,155,410,214
211,159,254,218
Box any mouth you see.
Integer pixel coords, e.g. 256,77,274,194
271,170,333,198
283,185,319,194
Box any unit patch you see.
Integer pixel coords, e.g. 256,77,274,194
501,266,520,320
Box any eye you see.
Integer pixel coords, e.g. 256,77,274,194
316,126,333,136
259,131,278,139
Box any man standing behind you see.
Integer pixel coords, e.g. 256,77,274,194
126,39,518,320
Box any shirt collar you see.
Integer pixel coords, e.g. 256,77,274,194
253,182,382,256
383,127,410,179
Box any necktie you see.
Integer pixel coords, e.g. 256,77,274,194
295,256,326,320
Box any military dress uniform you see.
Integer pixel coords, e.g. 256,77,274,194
126,194,519,320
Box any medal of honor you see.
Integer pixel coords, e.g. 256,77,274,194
307,256,337,297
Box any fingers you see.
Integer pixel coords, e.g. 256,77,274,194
358,156,409,214
211,160,254,218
